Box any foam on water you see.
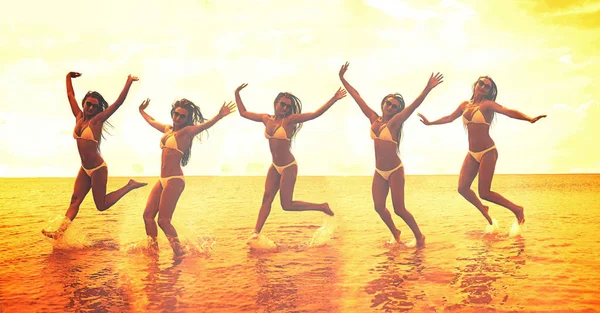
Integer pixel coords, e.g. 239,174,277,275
483,218,500,235
308,215,337,247
509,220,524,237
181,235,216,257
247,232,279,252
122,236,159,256
42,215,92,249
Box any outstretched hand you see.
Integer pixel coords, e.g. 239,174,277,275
139,98,151,112
219,101,237,118
530,115,547,123
128,74,139,82
426,72,444,90
417,113,431,125
333,87,347,101
69,72,81,78
236,83,248,93
339,62,350,78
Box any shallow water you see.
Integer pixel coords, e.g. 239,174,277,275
1,175,599,312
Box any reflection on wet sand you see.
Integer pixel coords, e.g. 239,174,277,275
41,242,132,312
251,247,342,313
137,256,183,312
254,256,300,312
364,247,426,312
452,235,527,310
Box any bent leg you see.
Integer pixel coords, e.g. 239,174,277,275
42,167,91,238
156,179,185,238
66,167,92,220
478,149,525,224
372,171,401,242
279,164,333,215
157,178,185,256
90,166,147,211
254,165,281,233
143,180,163,238
458,154,492,224
388,167,425,246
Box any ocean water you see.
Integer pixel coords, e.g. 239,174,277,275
1,175,599,313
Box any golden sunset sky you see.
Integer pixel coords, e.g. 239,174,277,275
1,0,598,177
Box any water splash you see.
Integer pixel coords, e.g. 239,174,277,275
247,232,279,252
308,215,337,247
385,236,400,247
483,218,500,235
122,236,159,257
509,221,524,237
42,215,91,249
183,236,217,257
404,238,417,248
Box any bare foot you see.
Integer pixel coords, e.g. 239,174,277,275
172,249,187,260
480,205,493,225
322,203,334,216
42,229,63,240
416,234,426,247
128,179,148,190
247,232,259,242
515,206,525,225
391,228,401,243
147,237,159,256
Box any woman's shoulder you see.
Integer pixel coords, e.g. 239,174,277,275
480,99,498,110
460,100,472,108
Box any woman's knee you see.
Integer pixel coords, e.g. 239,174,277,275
70,194,84,206
157,217,172,229
458,185,470,195
261,193,275,206
94,203,107,212
280,199,293,211
374,205,387,214
478,189,492,201
393,206,408,216
143,211,155,223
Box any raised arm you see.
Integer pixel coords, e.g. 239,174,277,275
95,75,139,122
339,62,379,123
235,83,269,123
290,88,347,124
183,101,237,137
388,72,443,129
418,102,465,126
488,101,547,123
66,72,82,118
139,98,169,132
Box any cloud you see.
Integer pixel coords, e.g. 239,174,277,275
518,0,600,28
558,54,573,64
549,100,600,172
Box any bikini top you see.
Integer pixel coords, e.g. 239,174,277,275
73,125,98,143
264,117,290,141
462,101,490,126
370,119,398,144
160,127,184,155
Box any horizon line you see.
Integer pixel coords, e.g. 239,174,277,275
1,173,599,179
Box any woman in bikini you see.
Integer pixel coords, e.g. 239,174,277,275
234,83,346,238
43,72,147,239
139,98,236,257
339,62,443,247
417,76,546,226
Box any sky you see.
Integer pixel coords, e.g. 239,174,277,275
1,0,599,177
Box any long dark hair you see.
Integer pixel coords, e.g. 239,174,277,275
82,91,112,143
380,93,405,153
274,92,303,143
171,98,207,166
470,76,498,124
